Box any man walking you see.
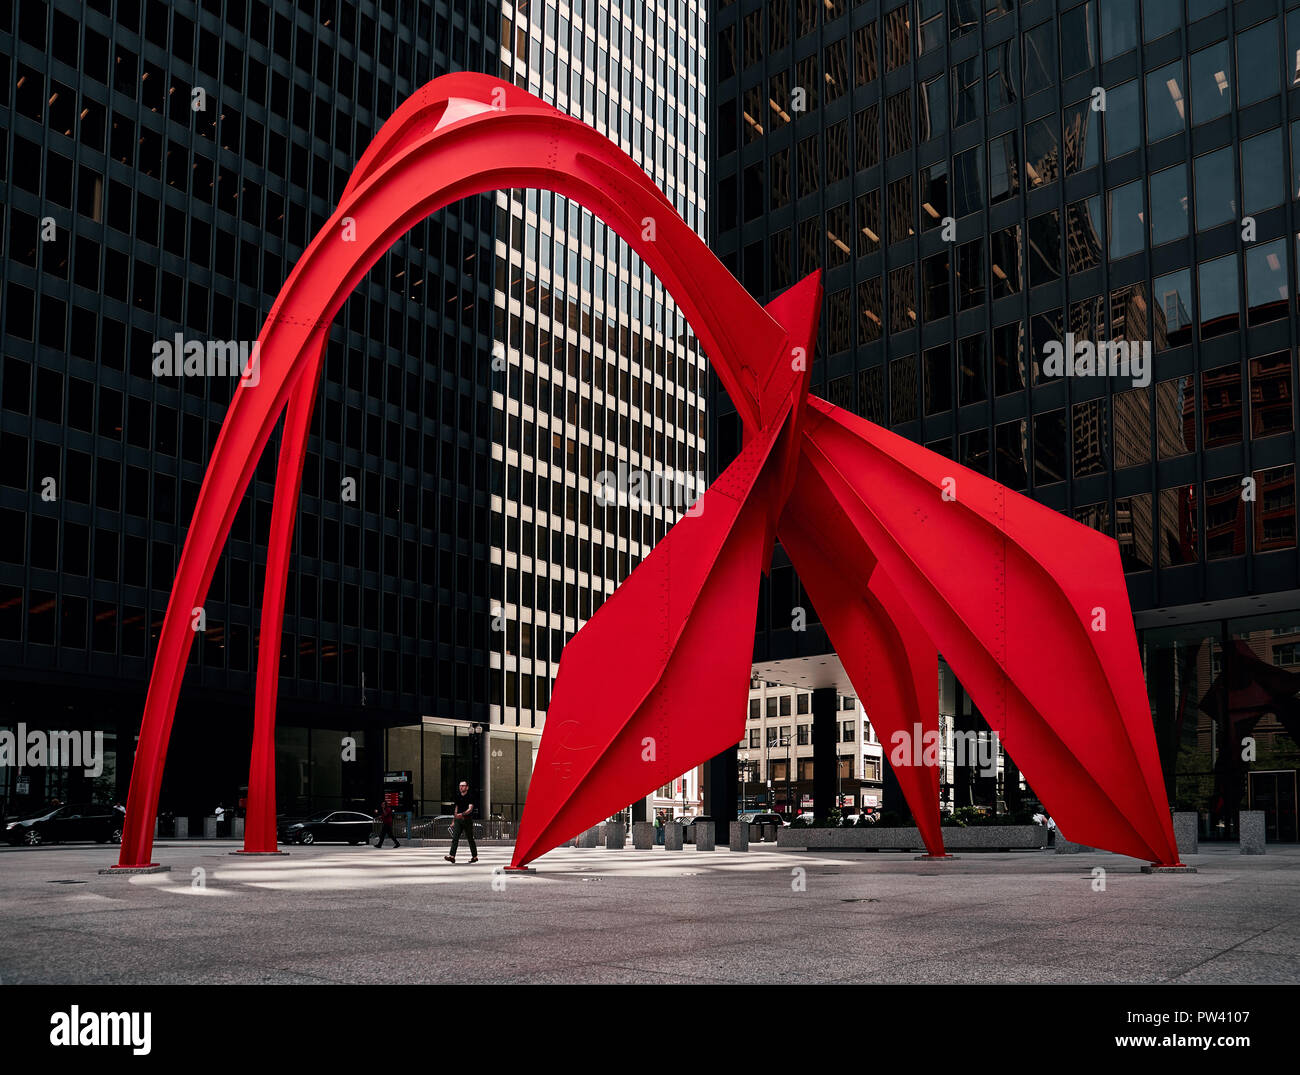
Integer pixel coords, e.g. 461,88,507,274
375,799,400,848
444,780,478,863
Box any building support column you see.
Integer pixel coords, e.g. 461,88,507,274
813,687,838,820
704,746,738,845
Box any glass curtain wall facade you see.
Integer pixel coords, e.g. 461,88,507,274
488,1,709,760
0,0,500,820
711,0,1300,839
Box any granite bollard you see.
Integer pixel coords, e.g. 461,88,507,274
695,820,716,851
729,821,749,851
1239,810,1265,855
665,822,684,850
174,817,188,839
1172,811,1198,856
577,826,600,848
605,822,625,849
632,822,654,849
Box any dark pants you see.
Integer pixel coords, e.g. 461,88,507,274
376,822,399,847
450,817,477,858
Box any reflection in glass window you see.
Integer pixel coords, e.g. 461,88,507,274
1149,164,1188,246
1111,281,1151,342
1156,375,1196,458
1198,253,1240,339
826,203,852,269
989,133,1020,204
960,427,991,474
856,278,883,344
957,238,985,309
770,147,791,208
1255,465,1297,551
1105,80,1140,159
1189,1,1226,22
770,0,792,52
920,73,947,141
993,320,1026,395
827,120,850,184
1153,269,1194,349
996,419,1027,490
1072,400,1109,478
1117,496,1153,571
886,90,912,157
1107,179,1145,259
1159,485,1198,567
990,225,1022,297
919,0,946,54
1071,295,1106,345
855,104,880,170
770,228,792,291
1022,21,1056,97
924,343,952,415
885,6,911,71
888,176,915,244
828,289,851,353
1066,196,1104,272
1061,2,1097,78
952,146,984,216
987,41,1018,112
1245,239,1289,326
825,39,848,102
889,265,917,333
923,251,951,322
1144,0,1180,43
798,134,820,198
855,190,881,255
920,161,949,229
953,57,980,126
1241,129,1284,215
1145,61,1186,143
853,21,878,86
1237,20,1280,107
1249,352,1292,438
1034,409,1067,485
1113,387,1152,468
1100,0,1138,60
890,355,919,421
959,333,987,406
1025,118,1059,188
1194,146,1236,230
1201,363,1243,447
1190,42,1232,126
1028,210,1061,286
1063,100,1100,174
1031,309,1064,385
1204,475,1246,560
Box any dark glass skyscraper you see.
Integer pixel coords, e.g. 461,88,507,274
710,0,1300,840
0,0,501,819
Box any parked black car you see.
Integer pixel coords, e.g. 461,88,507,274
4,804,122,846
278,810,375,845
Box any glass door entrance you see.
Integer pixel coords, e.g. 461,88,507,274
1247,770,1298,842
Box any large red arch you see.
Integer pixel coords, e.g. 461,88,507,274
116,74,1179,870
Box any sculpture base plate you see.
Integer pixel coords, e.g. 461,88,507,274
503,865,537,873
230,850,290,856
100,865,170,874
915,854,960,861
1141,864,1197,874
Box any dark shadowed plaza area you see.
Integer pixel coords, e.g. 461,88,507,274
0,843,1296,985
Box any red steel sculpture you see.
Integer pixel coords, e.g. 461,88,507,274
115,74,1181,870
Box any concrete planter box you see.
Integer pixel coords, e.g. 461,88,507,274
777,824,1049,851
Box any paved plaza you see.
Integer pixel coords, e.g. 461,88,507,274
0,842,1296,984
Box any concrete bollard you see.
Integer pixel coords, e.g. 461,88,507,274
665,823,684,850
233,816,245,839
605,822,625,849
203,816,218,839
175,817,189,840
1172,811,1198,857
729,821,749,851
632,822,655,849
577,826,600,848
695,820,716,851
1239,810,1266,855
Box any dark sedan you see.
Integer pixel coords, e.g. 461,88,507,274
278,810,375,845
4,804,123,846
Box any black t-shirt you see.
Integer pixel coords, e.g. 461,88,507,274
454,792,473,817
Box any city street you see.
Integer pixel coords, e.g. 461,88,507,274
1,844,1296,985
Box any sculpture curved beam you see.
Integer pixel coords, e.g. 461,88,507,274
116,73,794,867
